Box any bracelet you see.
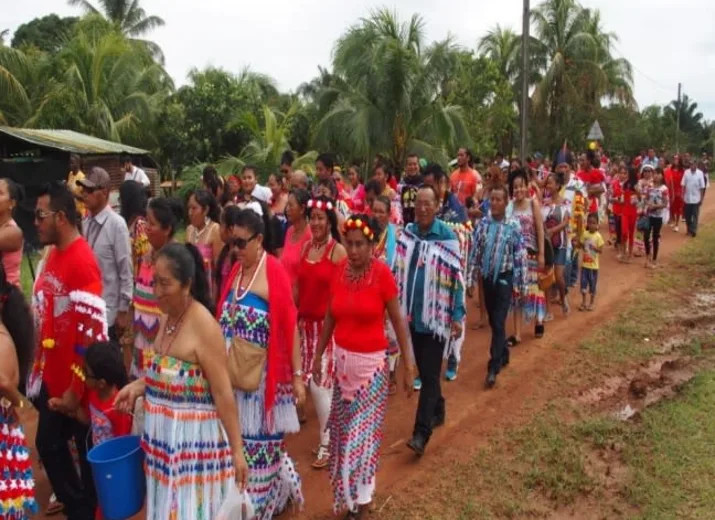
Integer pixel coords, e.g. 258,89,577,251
293,369,304,378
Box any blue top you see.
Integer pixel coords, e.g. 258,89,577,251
218,291,270,347
406,219,466,334
437,192,468,224
385,223,397,267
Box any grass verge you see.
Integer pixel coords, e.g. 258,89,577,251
382,223,715,519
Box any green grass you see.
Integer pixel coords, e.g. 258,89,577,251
382,222,715,519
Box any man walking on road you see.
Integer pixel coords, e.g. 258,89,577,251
393,185,465,456
28,182,108,520
682,160,706,237
79,167,133,340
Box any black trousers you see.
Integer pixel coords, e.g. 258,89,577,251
411,329,445,439
482,272,512,375
684,203,700,236
35,386,96,520
644,217,663,260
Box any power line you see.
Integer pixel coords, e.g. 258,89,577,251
610,42,673,94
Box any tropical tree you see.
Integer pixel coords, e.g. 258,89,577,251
314,9,470,168
52,17,172,144
67,0,165,61
530,0,634,151
11,15,79,53
0,46,59,127
219,104,317,177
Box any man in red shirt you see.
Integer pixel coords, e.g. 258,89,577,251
576,151,605,215
28,182,107,520
450,147,482,205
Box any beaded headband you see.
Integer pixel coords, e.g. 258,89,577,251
307,199,334,211
343,217,375,241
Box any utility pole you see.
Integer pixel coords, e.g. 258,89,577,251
520,0,530,163
675,82,682,153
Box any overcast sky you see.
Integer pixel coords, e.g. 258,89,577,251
6,0,715,121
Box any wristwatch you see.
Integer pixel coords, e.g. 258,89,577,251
293,370,304,378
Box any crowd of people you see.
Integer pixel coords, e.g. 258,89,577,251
0,145,710,520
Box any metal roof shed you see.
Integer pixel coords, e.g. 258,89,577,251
0,127,159,248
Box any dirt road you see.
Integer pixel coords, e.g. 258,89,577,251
26,192,714,519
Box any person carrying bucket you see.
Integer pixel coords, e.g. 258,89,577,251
115,243,249,520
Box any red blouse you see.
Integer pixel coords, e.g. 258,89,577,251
330,259,397,353
297,240,338,320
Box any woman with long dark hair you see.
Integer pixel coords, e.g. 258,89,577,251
216,209,306,518
119,180,149,274
280,189,312,286
508,169,547,342
665,154,685,231
296,196,346,468
0,263,38,519
215,205,242,295
116,243,247,520
131,197,183,377
313,213,414,518
0,178,24,287
186,189,223,301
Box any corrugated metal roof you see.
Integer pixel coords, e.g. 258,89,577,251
0,127,150,155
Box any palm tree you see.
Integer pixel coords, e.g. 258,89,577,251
314,8,470,168
54,27,171,144
67,0,165,61
219,104,317,177
530,0,634,150
0,46,58,127
665,94,704,133
478,25,520,82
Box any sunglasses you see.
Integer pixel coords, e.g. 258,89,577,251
34,209,57,221
229,233,258,249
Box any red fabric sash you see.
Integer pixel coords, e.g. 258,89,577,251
217,254,296,425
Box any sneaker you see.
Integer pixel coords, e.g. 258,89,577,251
445,358,458,381
413,377,422,391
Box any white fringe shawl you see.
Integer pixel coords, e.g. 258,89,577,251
393,227,465,349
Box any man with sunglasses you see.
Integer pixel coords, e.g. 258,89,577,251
28,182,108,520
79,168,133,342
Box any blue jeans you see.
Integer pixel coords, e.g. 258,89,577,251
580,267,599,295
482,272,512,375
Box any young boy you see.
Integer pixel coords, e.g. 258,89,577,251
83,341,132,446
579,213,605,311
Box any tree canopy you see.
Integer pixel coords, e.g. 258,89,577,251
2,0,711,183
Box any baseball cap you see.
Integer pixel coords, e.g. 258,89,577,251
78,167,111,189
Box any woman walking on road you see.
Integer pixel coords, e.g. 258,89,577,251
313,213,415,519
115,243,248,520
508,169,547,342
296,196,346,468
216,208,306,518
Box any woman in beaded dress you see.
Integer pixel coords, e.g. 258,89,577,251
216,208,307,519
116,243,247,520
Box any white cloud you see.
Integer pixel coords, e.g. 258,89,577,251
6,0,715,120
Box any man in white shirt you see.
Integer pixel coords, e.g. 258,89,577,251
682,161,706,237
641,148,659,169
121,155,151,187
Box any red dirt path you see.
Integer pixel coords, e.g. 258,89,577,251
25,192,714,519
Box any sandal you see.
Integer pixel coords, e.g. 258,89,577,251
312,445,330,469
46,494,64,516
578,304,587,311
535,324,545,338
507,335,521,347
544,313,554,322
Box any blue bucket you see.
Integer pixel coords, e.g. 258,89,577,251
87,435,146,520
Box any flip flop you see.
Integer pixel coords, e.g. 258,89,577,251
507,335,521,347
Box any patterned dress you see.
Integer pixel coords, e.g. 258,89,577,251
131,257,161,378
0,400,37,520
142,350,234,520
219,292,303,519
510,200,547,324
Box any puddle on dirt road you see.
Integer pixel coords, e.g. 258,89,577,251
576,291,715,422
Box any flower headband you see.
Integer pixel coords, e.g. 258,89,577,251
343,217,374,241
307,199,334,211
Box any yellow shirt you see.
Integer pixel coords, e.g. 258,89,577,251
581,230,604,270
67,170,86,216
